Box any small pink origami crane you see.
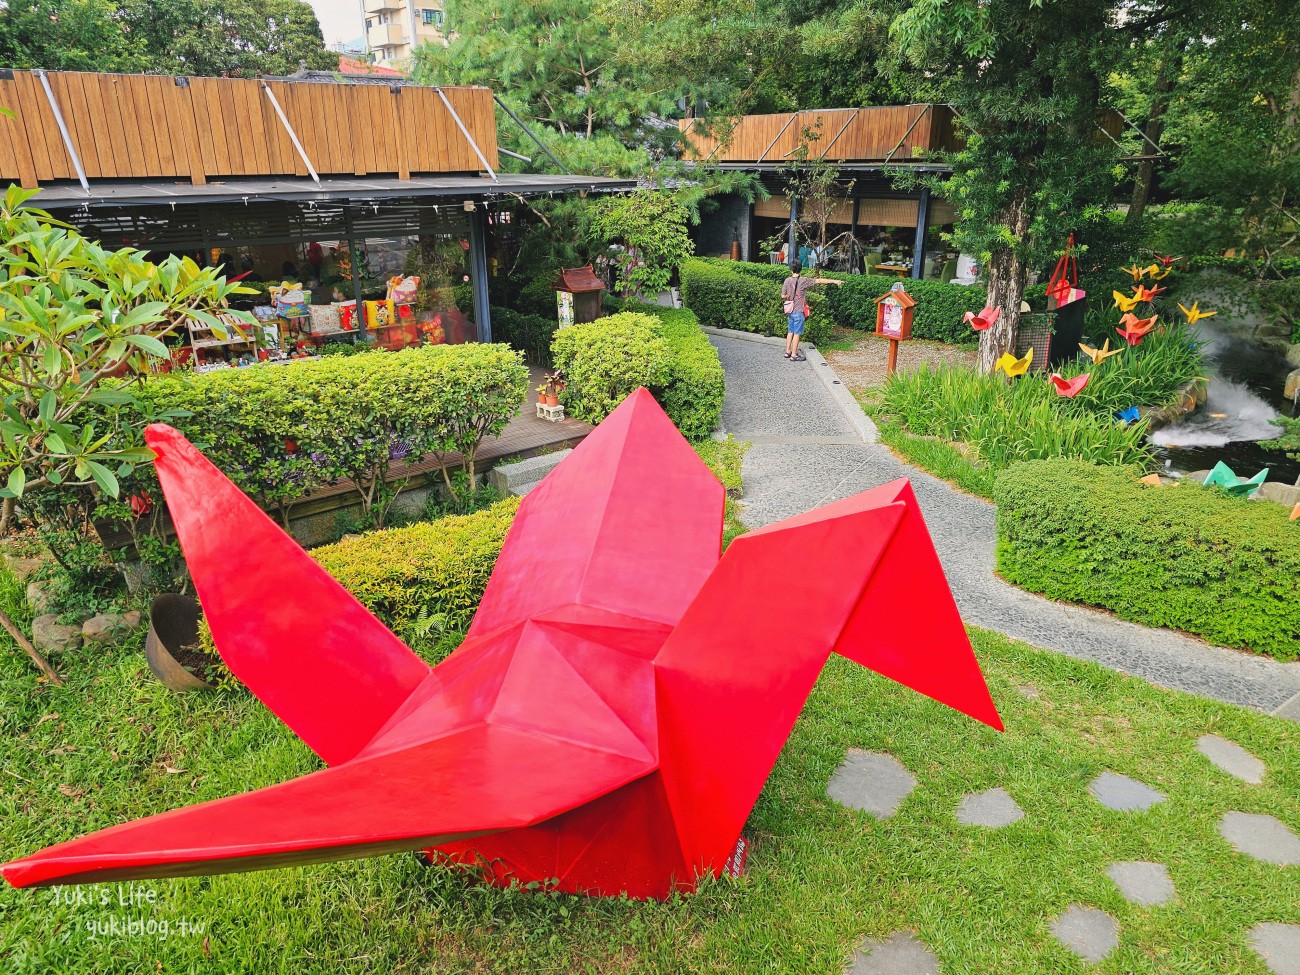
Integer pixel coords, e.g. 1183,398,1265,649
2,389,1001,900
963,305,1002,331
1117,314,1158,346
1049,373,1090,397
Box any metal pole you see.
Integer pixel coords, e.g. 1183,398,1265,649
467,203,492,343
850,196,861,273
493,93,568,174
437,87,497,180
262,82,320,184
34,70,89,194
342,204,368,343
786,194,798,264
911,187,930,281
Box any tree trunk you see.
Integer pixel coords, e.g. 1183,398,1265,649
977,188,1032,375
1126,52,1180,225
0,606,62,684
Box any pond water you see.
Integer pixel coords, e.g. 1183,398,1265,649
1146,320,1299,483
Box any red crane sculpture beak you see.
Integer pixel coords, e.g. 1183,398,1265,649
2,388,1000,899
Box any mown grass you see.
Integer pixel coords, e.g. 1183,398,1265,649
2,565,1297,974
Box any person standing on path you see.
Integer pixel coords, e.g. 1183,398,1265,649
781,260,843,361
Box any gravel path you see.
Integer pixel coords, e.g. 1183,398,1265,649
709,328,1300,719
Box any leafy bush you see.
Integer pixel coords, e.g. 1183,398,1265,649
826,275,989,343
311,497,520,660
633,306,725,440
1183,255,1300,278
592,191,695,299
551,308,724,439
1050,321,1206,416
995,460,1300,660
679,258,832,346
141,344,529,528
491,305,556,367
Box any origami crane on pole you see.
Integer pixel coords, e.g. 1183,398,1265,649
2,389,1001,900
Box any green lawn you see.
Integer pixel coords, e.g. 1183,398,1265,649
2,561,1297,973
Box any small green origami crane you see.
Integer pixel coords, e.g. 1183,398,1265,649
1203,461,1269,497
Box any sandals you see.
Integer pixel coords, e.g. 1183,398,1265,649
790,354,806,362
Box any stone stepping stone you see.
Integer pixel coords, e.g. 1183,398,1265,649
1197,735,1265,784
1105,861,1175,906
955,787,1024,827
1016,683,1041,699
1249,923,1300,975
846,931,940,975
1050,905,1119,964
1219,812,1300,865
1088,772,1165,812
827,750,916,820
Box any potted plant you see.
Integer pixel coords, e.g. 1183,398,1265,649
537,371,564,407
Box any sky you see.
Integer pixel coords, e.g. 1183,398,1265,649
307,0,363,48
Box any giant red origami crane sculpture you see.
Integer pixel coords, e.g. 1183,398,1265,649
2,389,1001,900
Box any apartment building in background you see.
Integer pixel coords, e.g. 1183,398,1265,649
361,0,447,70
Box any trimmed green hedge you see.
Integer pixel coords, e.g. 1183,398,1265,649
311,497,520,659
826,275,988,342
551,308,723,439
679,258,832,346
491,305,556,367
140,344,529,526
994,459,1300,661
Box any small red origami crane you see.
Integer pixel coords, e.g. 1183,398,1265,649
963,304,1002,331
1,390,1001,899
1048,373,1090,398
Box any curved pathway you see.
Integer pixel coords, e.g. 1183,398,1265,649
706,328,1300,719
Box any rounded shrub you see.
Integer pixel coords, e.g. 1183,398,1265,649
552,312,674,422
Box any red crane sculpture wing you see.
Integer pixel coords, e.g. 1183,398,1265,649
2,389,1000,898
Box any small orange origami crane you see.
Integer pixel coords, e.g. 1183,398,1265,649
1079,339,1122,365
1049,373,1090,397
1177,301,1216,325
1132,283,1165,302
1117,314,1158,346
963,305,1002,331
996,348,1033,377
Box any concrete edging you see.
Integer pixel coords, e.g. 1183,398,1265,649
701,326,879,445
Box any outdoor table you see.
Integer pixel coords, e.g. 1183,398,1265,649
876,263,911,277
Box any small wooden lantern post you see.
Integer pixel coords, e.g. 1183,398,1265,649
874,282,917,377
554,265,607,327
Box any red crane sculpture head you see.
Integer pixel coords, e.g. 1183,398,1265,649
2,388,1001,899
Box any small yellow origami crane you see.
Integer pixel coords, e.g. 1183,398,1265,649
1113,290,1140,312
1079,339,1122,365
1122,264,1145,282
1177,301,1217,325
996,347,1033,377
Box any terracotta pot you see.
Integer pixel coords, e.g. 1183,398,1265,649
545,393,560,407
537,391,547,404
144,593,213,692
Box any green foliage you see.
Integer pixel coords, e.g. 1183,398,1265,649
552,311,672,419
995,460,1300,660
491,305,557,367
873,416,997,499
631,305,725,440
879,365,1153,474
551,308,723,439
827,275,989,343
0,187,255,507
140,345,529,528
591,192,695,300
310,498,520,661
1049,323,1205,417
0,0,335,76
679,258,832,346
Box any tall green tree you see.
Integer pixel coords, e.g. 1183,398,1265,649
0,0,335,77
891,0,1120,373
413,0,672,142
